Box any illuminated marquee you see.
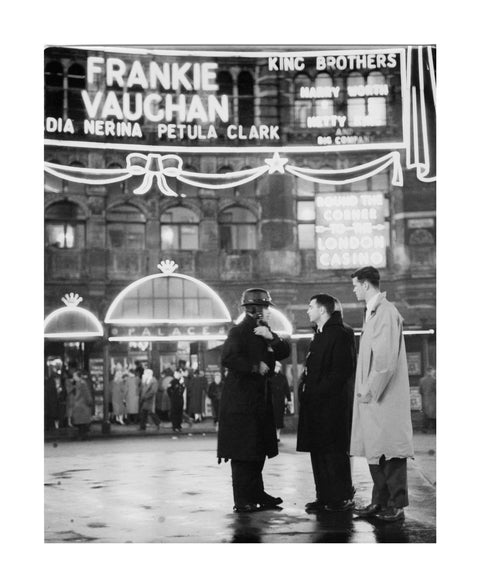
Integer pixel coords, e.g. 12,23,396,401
44,47,405,150
44,45,436,183
315,192,387,270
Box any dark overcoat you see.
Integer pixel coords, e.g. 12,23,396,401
72,380,93,425
44,376,59,421
269,372,291,429
188,376,208,414
217,314,290,461
167,378,185,411
296,312,356,454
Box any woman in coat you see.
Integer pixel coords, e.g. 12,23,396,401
111,364,126,425
72,371,93,440
188,370,208,422
125,369,139,424
207,371,224,428
217,288,290,512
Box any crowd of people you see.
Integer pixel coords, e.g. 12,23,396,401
46,357,291,438
44,359,94,440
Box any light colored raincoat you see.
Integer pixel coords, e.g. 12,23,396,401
350,292,414,464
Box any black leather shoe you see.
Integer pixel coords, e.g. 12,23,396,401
374,507,405,522
233,503,262,513
325,499,355,512
259,493,283,508
353,503,382,517
305,500,325,512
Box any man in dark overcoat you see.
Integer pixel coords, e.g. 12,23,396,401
297,293,356,512
217,288,291,513
333,297,357,443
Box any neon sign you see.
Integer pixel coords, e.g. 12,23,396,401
44,45,436,184
105,260,232,325
315,192,388,270
44,293,104,339
44,47,405,150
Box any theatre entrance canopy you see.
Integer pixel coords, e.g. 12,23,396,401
44,293,104,340
105,260,232,341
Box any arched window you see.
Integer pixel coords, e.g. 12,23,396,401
160,206,199,250
67,63,86,120
106,204,146,249
45,201,85,249
219,206,257,251
347,72,387,127
294,74,311,128
45,61,64,118
217,71,233,95
366,72,387,126
238,71,254,126
314,73,335,119
347,73,365,127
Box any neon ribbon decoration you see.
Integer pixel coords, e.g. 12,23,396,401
125,153,183,196
44,150,405,195
285,152,403,187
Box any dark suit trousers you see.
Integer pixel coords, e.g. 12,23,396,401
139,409,160,430
369,456,409,508
310,452,353,504
231,458,266,507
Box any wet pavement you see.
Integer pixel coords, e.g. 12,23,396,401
44,433,436,543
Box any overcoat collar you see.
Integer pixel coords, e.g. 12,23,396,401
370,291,387,317
362,292,387,331
312,311,344,334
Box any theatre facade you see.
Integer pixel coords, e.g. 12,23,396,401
44,45,436,415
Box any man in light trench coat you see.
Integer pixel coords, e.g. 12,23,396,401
350,266,414,522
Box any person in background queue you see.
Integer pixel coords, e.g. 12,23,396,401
125,369,140,424
270,362,292,443
217,288,291,513
72,370,93,441
207,371,224,431
189,369,208,423
139,369,161,431
45,360,60,431
419,366,436,433
168,370,186,433
350,266,414,523
297,294,356,512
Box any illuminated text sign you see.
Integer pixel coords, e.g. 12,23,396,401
44,47,405,151
315,192,387,270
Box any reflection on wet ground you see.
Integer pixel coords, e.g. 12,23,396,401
45,435,436,543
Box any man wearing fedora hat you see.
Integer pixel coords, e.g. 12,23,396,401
217,288,291,513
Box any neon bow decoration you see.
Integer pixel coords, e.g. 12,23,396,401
126,153,184,196
44,151,405,195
